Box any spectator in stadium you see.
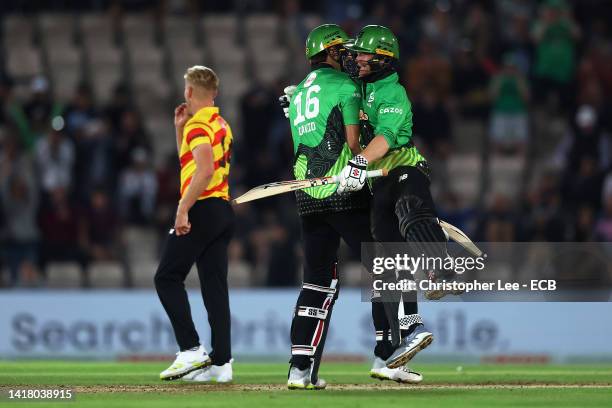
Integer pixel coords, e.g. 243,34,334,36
489,53,530,155
104,83,133,134
411,87,452,191
154,153,180,248
280,0,312,79
562,155,605,214
451,44,491,121
263,212,298,287
421,2,457,56
403,38,452,102
21,76,63,150
577,43,612,101
570,205,595,242
500,15,533,75
113,109,152,174
477,193,516,242
1,172,40,286
519,180,566,242
230,199,258,272
34,126,75,201
239,82,277,186
38,186,89,287
1,134,32,183
595,193,612,241
436,191,476,235
567,105,607,171
461,3,494,58
63,83,98,137
73,119,115,203
0,75,15,127
531,0,580,111
117,147,158,225
82,188,131,287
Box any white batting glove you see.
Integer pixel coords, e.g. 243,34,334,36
337,155,368,194
279,85,297,119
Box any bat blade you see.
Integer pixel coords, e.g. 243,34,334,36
231,169,387,205
439,220,483,257
231,177,335,204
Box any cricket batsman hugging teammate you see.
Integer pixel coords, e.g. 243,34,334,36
277,23,465,389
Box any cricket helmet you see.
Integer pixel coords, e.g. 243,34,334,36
305,24,350,59
343,25,399,78
345,25,400,59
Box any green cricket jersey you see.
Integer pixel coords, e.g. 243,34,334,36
359,72,426,172
288,65,370,216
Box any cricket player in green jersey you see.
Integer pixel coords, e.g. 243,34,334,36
281,24,423,389
339,25,461,369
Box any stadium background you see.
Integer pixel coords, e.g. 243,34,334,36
1,0,612,362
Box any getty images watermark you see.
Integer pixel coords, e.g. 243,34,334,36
372,253,486,275
371,252,491,294
359,242,612,301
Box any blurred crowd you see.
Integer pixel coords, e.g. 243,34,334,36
0,78,161,287
1,0,612,288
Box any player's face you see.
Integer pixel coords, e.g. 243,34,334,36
356,53,374,78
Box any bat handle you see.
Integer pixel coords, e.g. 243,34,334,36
366,168,388,178
330,168,388,184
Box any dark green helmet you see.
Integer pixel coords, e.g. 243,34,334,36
305,24,349,59
345,25,400,59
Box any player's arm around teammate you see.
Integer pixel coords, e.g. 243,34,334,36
155,66,235,383
338,26,457,369
280,24,423,389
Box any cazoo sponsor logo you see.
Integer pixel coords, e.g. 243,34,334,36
379,107,403,114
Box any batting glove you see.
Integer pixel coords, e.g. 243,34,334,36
279,85,297,119
337,155,368,194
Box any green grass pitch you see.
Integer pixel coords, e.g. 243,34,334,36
1,361,611,407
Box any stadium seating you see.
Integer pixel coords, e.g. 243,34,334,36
0,11,520,288
88,262,125,288
45,263,83,288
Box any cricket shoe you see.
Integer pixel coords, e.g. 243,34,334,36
424,270,465,300
287,366,327,390
370,357,423,384
385,325,433,369
183,359,233,383
306,378,327,390
159,345,211,381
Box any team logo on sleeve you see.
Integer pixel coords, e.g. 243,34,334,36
367,92,375,107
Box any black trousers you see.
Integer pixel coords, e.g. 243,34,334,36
370,166,437,321
301,209,372,282
292,209,391,366
154,198,234,364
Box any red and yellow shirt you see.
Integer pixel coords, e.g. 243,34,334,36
179,106,232,201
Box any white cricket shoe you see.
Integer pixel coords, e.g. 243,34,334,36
287,366,327,390
183,360,233,383
287,366,309,389
159,345,211,381
370,357,423,384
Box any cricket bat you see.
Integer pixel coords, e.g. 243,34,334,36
231,169,388,204
232,170,482,257
439,220,483,257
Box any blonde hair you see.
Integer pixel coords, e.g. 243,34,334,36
184,65,219,91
